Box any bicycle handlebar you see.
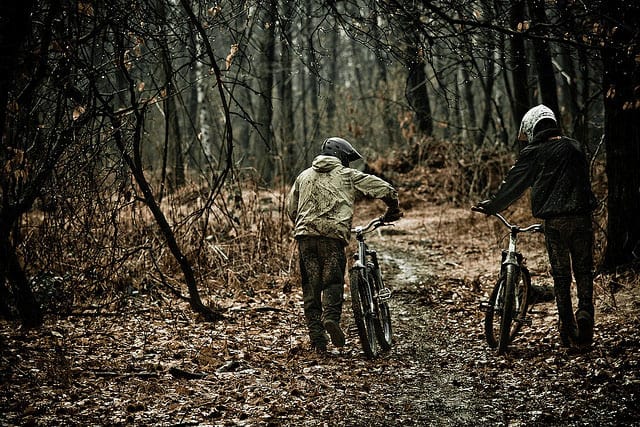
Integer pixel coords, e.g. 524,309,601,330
352,216,393,234
471,206,543,234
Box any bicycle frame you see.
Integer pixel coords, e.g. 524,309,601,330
474,209,543,353
349,217,394,357
352,217,392,301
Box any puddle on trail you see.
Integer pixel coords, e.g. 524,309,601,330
380,252,421,285
372,249,489,425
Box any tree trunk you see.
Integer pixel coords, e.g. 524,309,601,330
405,52,433,136
0,227,42,327
186,21,201,170
156,0,184,192
253,0,276,183
0,0,34,144
326,18,339,130
195,31,213,167
528,0,560,117
601,3,640,269
474,52,497,148
402,15,433,137
231,5,252,161
0,0,40,327
460,66,477,139
555,1,591,144
279,0,295,181
0,126,80,327
371,3,396,144
575,46,591,146
305,0,320,150
457,9,477,142
558,45,579,130
509,0,529,147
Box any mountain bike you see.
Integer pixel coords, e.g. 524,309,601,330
349,217,393,359
472,208,543,354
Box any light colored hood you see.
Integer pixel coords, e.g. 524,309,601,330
311,155,342,173
519,104,557,143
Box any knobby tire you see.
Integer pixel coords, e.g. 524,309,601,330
497,265,516,354
369,268,392,350
350,268,379,358
485,266,530,353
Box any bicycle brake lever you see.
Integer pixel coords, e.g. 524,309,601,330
377,217,396,227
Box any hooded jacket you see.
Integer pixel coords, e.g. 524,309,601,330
286,155,398,244
481,130,597,219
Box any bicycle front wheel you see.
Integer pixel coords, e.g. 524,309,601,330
497,265,516,354
369,267,392,351
484,265,530,353
350,267,379,358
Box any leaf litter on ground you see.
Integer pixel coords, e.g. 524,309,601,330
1,202,639,426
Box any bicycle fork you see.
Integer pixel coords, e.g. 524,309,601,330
368,250,392,302
354,243,392,303
480,246,526,320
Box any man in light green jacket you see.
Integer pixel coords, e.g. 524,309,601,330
286,137,401,353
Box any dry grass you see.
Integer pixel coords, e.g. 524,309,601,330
16,136,614,319
19,174,294,315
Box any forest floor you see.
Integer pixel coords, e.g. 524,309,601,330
1,202,639,426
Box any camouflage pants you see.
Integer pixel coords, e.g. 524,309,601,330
544,215,594,332
296,236,346,347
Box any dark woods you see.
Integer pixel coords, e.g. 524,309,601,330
0,0,638,326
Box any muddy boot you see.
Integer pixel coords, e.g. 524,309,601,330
575,273,594,343
311,339,328,354
558,320,577,347
322,282,345,347
554,278,577,347
304,308,328,352
309,327,329,353
557,314,578,347
323,319,345,348
575,309,594,347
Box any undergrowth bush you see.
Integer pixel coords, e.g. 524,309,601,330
15,135,609,316
19,170,294,314
367,136,517,206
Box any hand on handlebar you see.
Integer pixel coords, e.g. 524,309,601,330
382,207,403,222
471,200,491,215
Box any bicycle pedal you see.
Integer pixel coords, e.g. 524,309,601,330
377,288,392,301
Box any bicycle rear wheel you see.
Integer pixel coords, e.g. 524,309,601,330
369,267,392,351
350,267,379,358
484,265,530,353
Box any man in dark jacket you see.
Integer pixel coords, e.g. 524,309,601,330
474,104,597,348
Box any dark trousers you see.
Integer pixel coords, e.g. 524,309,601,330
544,215,594,331
297,236,346,346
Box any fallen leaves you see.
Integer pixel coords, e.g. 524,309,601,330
1,205,638,425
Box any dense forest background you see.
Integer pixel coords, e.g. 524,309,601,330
0,0,639,326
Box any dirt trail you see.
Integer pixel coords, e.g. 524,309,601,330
340,205,639,426
1,205,638,426
350,208,494,425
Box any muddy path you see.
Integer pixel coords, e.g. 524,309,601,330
1,206,638,426
338,206,639,426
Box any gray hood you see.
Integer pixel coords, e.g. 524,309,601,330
311,155,343,173
519,104,557,143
